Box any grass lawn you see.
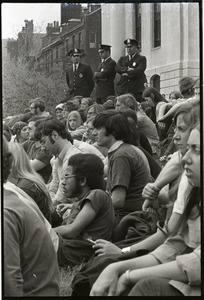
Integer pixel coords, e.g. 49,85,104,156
59,263,85,296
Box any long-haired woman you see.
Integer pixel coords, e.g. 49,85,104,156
8,142,54,222
66,110,86,140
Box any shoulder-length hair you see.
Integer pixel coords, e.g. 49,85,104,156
174,103,200,128
93,109,131,143
142,87,167,105
67,110,83,131
8,142,54,212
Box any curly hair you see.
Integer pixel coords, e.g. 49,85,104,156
68,153,104,190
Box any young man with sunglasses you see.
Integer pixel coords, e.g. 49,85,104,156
54,152,115,267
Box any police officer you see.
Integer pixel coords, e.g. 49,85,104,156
116,39,147,102
66,49,94,98
93,44,116,104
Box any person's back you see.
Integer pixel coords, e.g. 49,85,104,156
137,110,160,157
22,138,52,183
13,177,52,222
4,186,59,296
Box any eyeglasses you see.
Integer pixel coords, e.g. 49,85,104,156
64,174,77,180
30,106,35,110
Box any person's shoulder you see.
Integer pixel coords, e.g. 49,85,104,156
4,188,25,215
111,143,133,156
17,178,36,190
21,139,34,148
80,62,91,68
66,65,72,71
118,55,127,60
85,189,110,200
137,53,146,59
108,57,116,64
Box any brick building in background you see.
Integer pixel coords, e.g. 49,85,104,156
34,3,101,74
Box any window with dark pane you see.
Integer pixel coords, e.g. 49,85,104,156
153,3,161,48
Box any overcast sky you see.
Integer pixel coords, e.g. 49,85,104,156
1,3,62,39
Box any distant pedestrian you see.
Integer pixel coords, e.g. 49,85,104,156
93,44,116,104
66,49,94,98
116,38,146,102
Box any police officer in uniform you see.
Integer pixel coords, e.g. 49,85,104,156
93,44,116,104
66,49,94,98
115,39,147,102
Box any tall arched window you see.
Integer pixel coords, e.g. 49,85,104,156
150,74,160,92
153,3,161,48
135,3,141,46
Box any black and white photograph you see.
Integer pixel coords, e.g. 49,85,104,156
2,1,201,297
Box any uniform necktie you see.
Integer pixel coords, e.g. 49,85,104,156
129,55,132,61
74,65,77,72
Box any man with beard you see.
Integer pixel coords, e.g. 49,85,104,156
21,116,52,184
36,117,81,206
53,153,115,267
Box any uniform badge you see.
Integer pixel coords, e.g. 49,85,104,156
101,68,104,72
79,73,83,78
133,62,136,67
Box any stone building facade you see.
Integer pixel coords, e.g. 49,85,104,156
101,2,200,97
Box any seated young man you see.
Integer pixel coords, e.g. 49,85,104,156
21,116,52,183
92,109,152,225
53,153,115,267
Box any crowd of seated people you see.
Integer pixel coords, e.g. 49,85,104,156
3,76,200,296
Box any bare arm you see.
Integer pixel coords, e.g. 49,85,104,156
111,186,126,209
93,211,181,256
116,260,189,296
54,201,96,239
158,96,199,121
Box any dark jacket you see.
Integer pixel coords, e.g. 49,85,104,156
116,53,146,97
94,57,116,99
66,63,94,97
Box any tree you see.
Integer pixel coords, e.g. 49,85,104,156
2,56,67,118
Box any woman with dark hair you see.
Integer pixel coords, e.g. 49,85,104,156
121,109,161,180
142,87,167,124
11,121,28,143
121,109,152,155
86,104,105,122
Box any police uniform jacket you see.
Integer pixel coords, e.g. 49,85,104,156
94,57,116,99
115,53,146,96
66,63,94,97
